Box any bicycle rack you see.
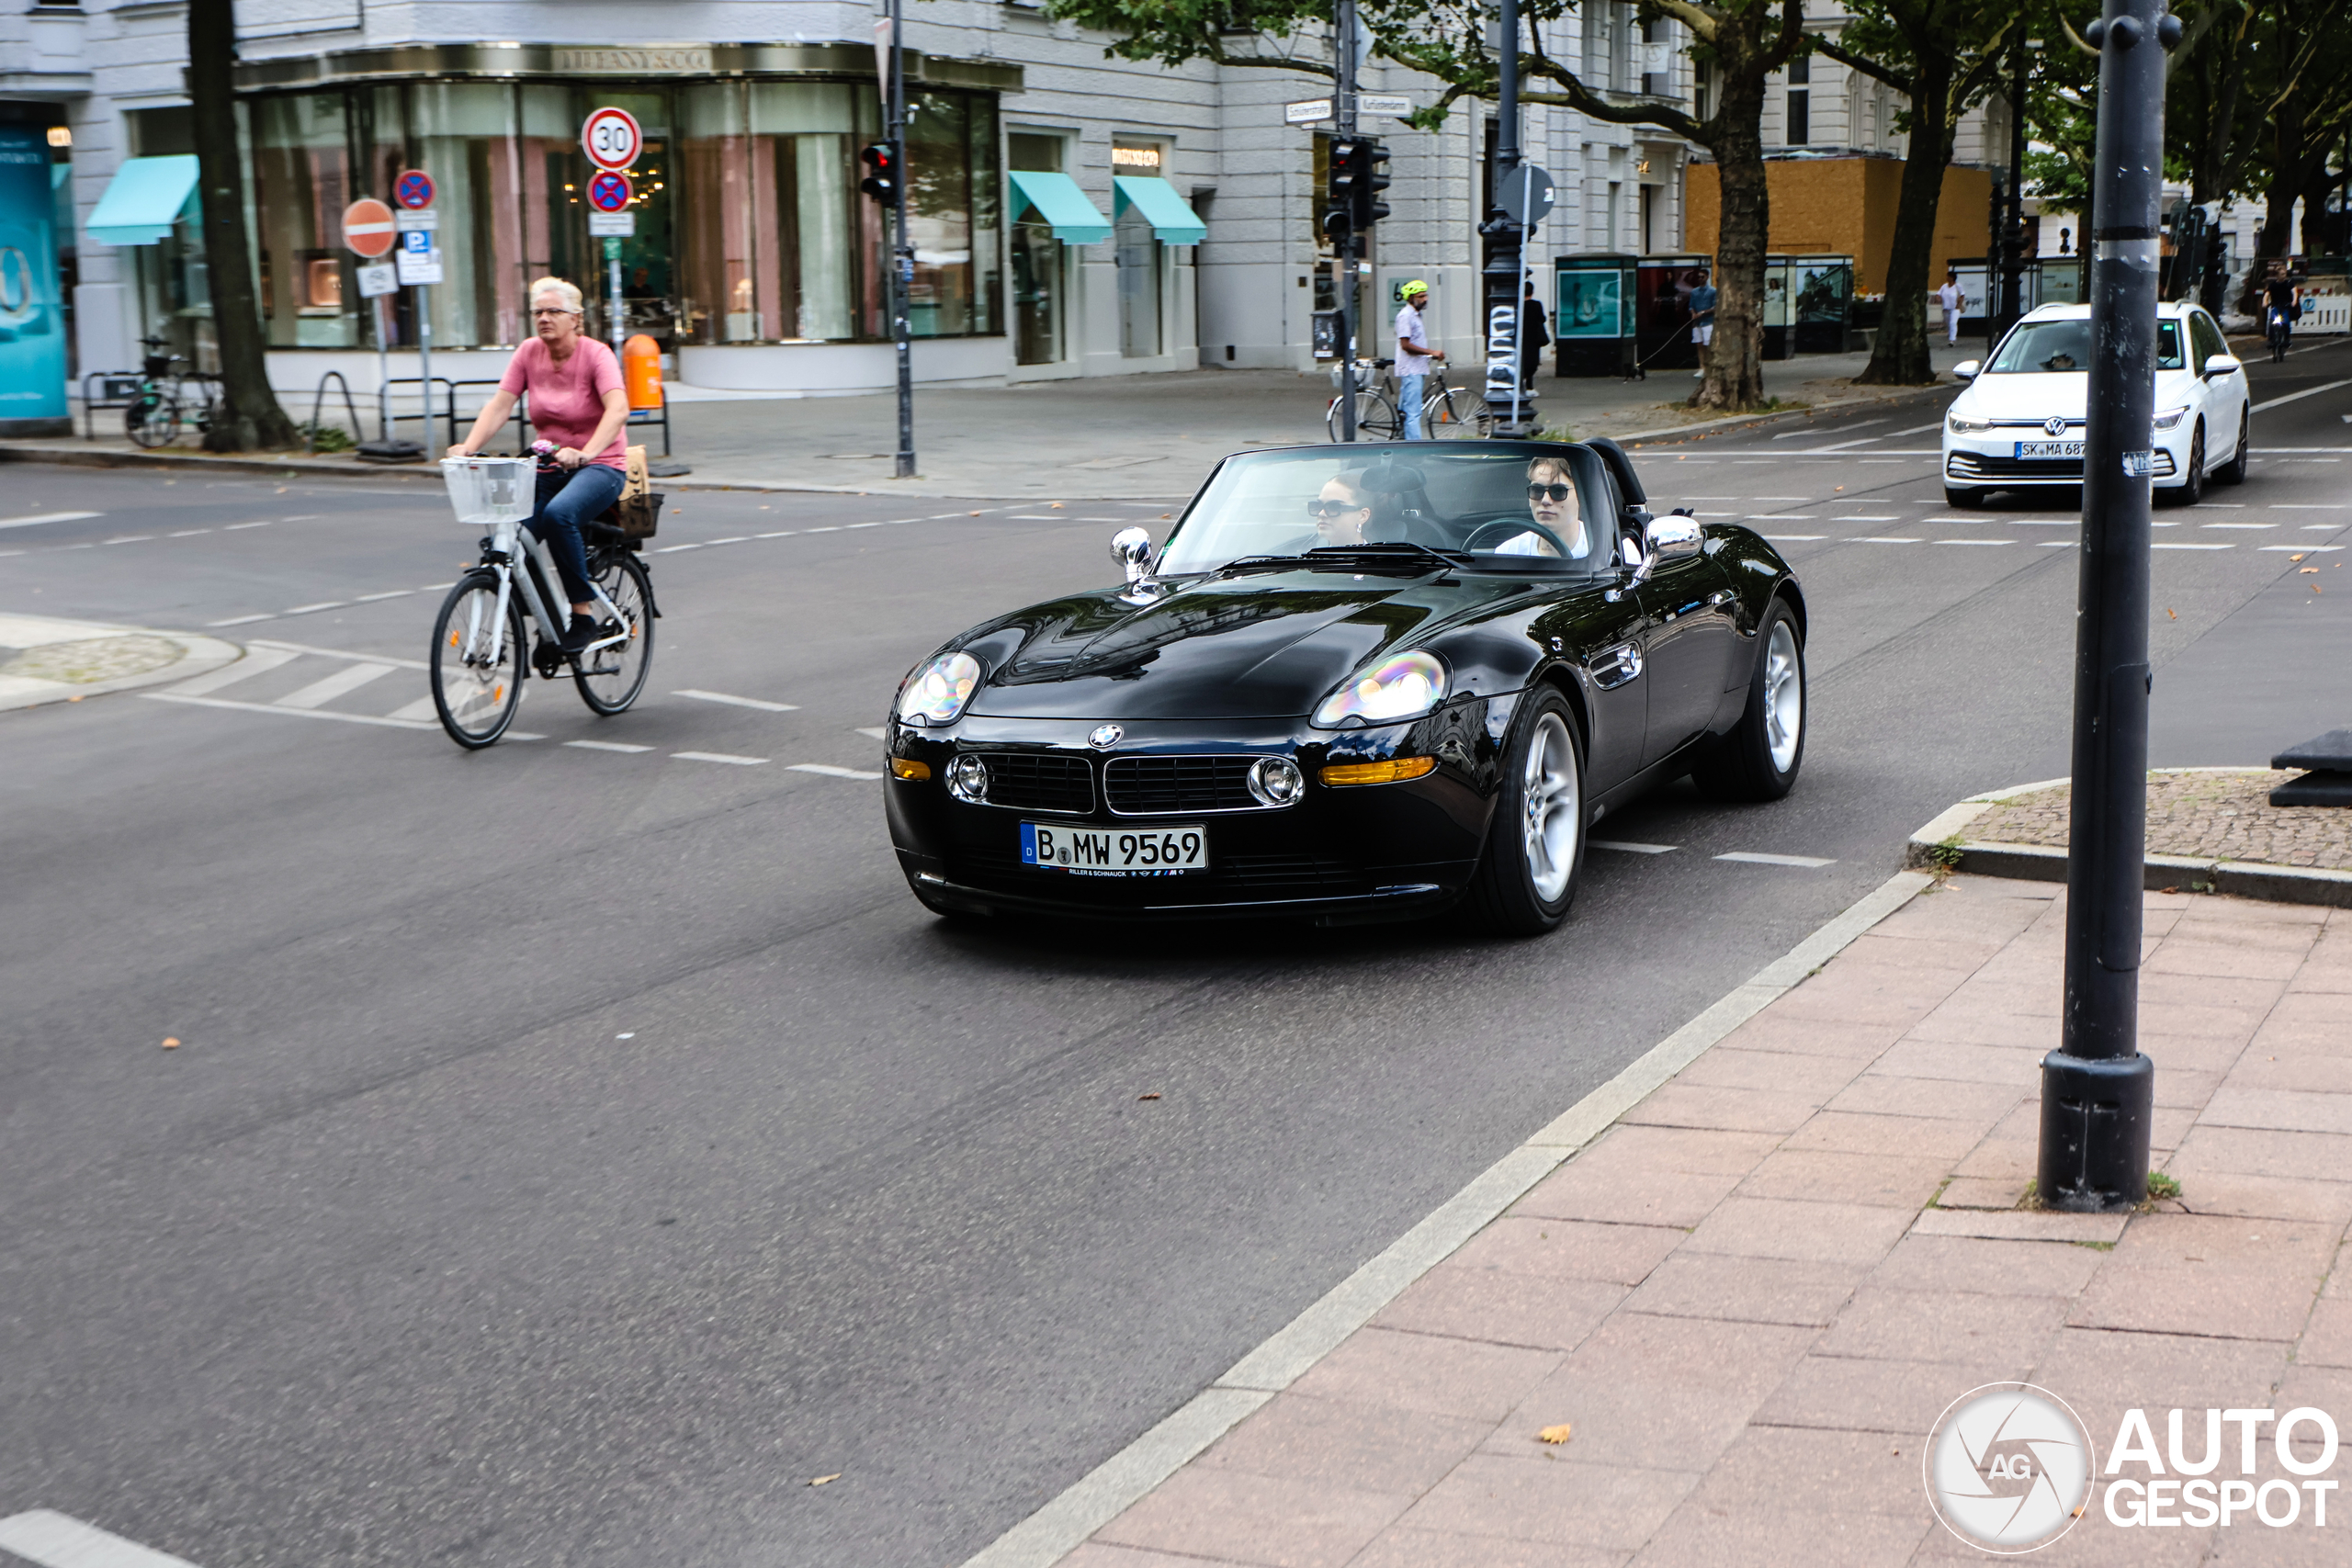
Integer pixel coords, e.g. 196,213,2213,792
307,371,363,455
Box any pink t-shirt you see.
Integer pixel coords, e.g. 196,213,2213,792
500,336,627,469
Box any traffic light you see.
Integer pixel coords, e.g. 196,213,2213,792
1347,139,1391,230
1326,138,1363,240
859,142,898,202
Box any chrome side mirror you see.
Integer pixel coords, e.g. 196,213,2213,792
2201,353,2243,380
1645,513,1703,564
1110,526,1156,585
1951,359,1982,381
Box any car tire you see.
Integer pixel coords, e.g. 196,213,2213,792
1944,486,1985,509
1466,688,1586,937
2166,423,2206,506
2217,411,2249,485
1692,600,1807,804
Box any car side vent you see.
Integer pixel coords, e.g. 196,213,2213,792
1104,755,1261,815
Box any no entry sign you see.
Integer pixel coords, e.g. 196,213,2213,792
586,170,633,213
582,107,642,172
392,169,435,210
341,197,396,257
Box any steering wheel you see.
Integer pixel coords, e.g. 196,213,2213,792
1461,517,1574,556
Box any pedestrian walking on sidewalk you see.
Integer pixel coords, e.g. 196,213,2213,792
1937,269,1966,347
1520,280,1550,390
1688,272,1717,378
1395,281,1443,441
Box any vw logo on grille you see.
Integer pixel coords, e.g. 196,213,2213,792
2045,416,2069,436
1088,724,1124,749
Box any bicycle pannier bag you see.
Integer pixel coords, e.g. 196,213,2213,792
612,444,662,541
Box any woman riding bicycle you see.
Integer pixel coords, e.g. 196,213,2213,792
447,276,628,650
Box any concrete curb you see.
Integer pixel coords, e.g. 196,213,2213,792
0,615,242,714
1903,774,2352,908
960,866,1936,1568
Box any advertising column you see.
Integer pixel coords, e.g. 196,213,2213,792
0,124,70,437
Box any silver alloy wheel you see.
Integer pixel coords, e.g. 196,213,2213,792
1764,618,1804,774
1521,711,1581,903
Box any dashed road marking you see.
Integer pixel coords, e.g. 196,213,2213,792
855,726,888,739
1855,536,1921,544
1761,535,1825,542
565,739,654,753
1937,538,2013,546
222,521,272,530
1715,851,1836,868
206,613,275,627
788,762,884,780
282,602,347,615
2153,542,2232,550
2200,523,2275,529
0,1508,198,1568
2263,544,2345,551
355,589,417,601
673,689,799,712
104,536,155,546
673,750,769,766
1591,840,1676,854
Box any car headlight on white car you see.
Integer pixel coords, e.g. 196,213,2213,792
898,650,982,727
1313,650,1447,728
1947,412,1993,434
2152,405,2190,432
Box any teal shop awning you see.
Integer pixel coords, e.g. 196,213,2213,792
1007,170,1112,244
1112,176,1206,245
86,155,200,245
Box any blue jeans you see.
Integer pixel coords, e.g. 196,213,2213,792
527,464,625,606
1396,373,1427,440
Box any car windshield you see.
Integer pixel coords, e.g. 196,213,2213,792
1156,445,1615,578
1987,318,2186,372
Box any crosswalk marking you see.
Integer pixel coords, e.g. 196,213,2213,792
145,692,435,729
166,646,300,695
0,1509,198,1568
384,694,439,722
275,662,398,710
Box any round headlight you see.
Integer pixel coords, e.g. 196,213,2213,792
899,651,982,727
1247,756,1305,807
946,752,989,803
1313,650,1448,728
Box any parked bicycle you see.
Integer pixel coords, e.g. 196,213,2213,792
430,443,657,749
122,336,223,449
1323,358,1487,442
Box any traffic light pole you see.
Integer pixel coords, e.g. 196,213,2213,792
2037,0,2176,1213
888,0,915,479
1335,0,1359,443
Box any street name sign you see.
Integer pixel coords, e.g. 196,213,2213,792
1284,99,1334,124
1359,94,1414,118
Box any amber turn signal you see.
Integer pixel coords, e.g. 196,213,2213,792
1319,756,1437,786
889,757,932,782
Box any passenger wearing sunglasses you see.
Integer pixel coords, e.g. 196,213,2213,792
1493,456,1585,558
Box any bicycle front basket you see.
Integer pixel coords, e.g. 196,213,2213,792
440,457,535,526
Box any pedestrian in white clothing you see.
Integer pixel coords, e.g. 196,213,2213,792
1394,281,1444,440
1936,270,1965,347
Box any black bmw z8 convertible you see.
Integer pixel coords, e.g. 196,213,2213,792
883,439,1807,933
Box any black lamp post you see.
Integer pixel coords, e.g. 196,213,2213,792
2036,0,2182,1213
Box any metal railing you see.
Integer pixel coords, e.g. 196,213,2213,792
306,370,363,454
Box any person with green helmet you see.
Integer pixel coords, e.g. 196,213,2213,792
1395,280,1444,441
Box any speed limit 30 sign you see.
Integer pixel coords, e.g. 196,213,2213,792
582,107,643,172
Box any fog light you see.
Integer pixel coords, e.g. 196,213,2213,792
1321,756,1438,786
946,753,989,803
1247,756,1305,807
890,757,932,782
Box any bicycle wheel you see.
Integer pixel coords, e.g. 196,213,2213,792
573,551,655,716
1325,389,1397,442
431,570,526,749
124,391,179,449
1428,389,1487,439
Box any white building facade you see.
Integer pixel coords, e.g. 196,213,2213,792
4,0,1716,400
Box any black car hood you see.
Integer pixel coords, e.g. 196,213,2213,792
959,572,1531,720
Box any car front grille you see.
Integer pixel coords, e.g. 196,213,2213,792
1103,754,1264,815
976,751,1093,814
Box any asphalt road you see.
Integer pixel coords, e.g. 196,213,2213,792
3,336,2348,1568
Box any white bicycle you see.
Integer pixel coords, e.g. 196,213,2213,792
430,454,656,749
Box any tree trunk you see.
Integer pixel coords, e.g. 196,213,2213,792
1857,59,1954,385
187,0,297,451
1695,69,1769,412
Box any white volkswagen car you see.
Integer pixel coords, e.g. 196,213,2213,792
1942,301,2249,507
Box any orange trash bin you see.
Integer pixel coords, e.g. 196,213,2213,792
622,333,664,410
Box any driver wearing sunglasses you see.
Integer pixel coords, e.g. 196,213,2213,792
1488,456,1584,558
1302,472,1375,547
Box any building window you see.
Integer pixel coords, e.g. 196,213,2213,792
1114,139,1163,357
1008,130,1068,366
1785,55,1810,145
253,91,357,349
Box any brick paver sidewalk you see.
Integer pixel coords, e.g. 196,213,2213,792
1058,875,2352,1566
